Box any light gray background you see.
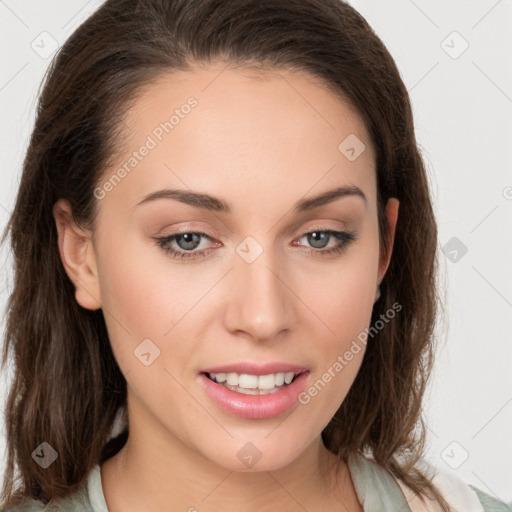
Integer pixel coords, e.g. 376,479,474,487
1,0,511,503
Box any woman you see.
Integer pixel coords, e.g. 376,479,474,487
1,0,510,510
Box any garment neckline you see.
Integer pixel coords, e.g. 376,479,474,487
347,451,412,511
87,451,411,512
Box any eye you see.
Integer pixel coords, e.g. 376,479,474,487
294,228,357,256
154,227,357,261
155,231,216,260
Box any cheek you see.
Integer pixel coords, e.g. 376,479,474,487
305,279,371,378
94,229,222,385
95,248,197,414
295,247,378,402
94,233,171,368
300,255,378,343
296,275,373,421
96,231,198,335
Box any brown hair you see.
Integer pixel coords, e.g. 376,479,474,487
1,0,450,509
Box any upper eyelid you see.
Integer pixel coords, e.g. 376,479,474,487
159,225,348,241
158,226,351,249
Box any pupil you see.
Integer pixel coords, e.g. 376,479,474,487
309,231,328,249
178,233,200,250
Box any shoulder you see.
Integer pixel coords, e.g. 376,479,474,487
396,458,512,512
469,485,512,512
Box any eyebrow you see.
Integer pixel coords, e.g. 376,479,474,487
134,185,367,213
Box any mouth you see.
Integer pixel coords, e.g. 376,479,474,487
202,370,305,395
198,365,310,419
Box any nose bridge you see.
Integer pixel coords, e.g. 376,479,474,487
226,235,292,340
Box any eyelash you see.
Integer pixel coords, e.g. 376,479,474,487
155,227,357,261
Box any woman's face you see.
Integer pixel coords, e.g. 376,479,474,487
61,63,398,472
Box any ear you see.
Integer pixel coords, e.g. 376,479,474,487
377,197,399,286
53,199,102,310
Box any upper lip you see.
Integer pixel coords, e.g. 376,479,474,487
201,362,309,376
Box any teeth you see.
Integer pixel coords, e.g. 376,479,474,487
257,374,276,389
238,374,258,388
226,372,239,386
208,371,298,390
284,372,295,384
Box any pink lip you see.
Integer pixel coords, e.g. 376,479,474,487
201,362,308,376
198,370,310,420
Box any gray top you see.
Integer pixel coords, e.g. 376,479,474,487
3,451,511,511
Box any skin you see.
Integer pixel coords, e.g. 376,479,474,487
54,63,399,511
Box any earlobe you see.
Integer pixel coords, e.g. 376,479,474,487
53,199,102,310
377,197,399,285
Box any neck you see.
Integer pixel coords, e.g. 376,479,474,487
100,407,354,511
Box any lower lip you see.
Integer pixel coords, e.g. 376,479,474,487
198,372,309,420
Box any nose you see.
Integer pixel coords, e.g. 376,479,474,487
223,242,295,342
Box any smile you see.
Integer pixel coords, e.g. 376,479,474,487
199,364,310,419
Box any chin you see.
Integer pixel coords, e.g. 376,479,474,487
198,434,313,473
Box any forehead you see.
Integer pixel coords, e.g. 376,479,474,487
100,63,376,214
123,63,372,147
